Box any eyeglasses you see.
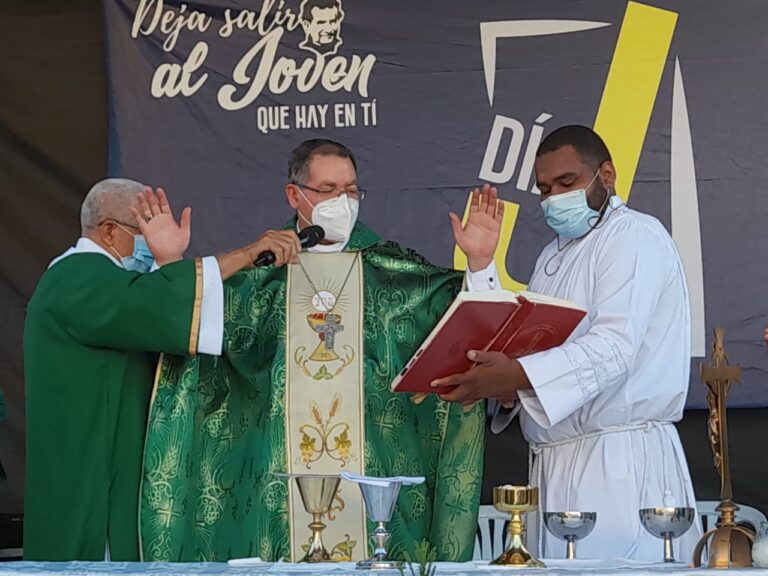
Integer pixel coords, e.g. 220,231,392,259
292,181,367,201
98,219,140,231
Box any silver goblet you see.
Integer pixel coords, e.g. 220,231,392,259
356,481,402,569
639,507,696,563
544,511,597,559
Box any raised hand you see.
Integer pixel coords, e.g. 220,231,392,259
449,183,504,272
130,187,191,265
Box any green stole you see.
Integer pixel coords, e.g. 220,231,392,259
140,222,485,563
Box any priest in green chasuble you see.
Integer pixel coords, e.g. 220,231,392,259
140,140,504,563
24,179,303,561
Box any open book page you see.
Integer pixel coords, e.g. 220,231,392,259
457,289,584,311
455,290,518,303
518,290,585,311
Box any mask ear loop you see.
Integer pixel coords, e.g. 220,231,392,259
108,245,124,262
294,185,316,227
107,221,134,262
297,210,313,227
586,178,615,231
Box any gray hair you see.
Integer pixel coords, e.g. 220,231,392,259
80,178,145,234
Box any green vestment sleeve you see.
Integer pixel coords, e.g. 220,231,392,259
51,254,203,355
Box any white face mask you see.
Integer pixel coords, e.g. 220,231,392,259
297,188,359,244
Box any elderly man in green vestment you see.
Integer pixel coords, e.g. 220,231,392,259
140,140,504,563
24,178,302,561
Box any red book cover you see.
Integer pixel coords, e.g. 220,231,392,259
390,291,586,394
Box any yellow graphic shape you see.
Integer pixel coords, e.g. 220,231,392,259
454,2,678,285
594,1,677,201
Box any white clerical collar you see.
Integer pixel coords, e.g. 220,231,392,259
307,241,348,253
48,237,122,269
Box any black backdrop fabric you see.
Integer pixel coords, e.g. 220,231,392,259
0,0,108,518
102,0,768,409
0,0,767,533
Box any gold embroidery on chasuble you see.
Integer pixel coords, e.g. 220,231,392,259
285,252,366,561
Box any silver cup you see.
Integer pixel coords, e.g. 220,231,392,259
639,507,696,563
544,511,597,559
355,481,402,569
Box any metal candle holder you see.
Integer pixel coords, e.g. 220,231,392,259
692,328,754,568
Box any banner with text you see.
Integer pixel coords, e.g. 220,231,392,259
104,0,768,407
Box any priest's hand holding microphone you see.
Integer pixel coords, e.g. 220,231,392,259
215,225,325,279
252,225,325,267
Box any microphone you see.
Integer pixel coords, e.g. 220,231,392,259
254,225,325,267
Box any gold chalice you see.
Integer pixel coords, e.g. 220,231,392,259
277,473,342,563
490,485,546,568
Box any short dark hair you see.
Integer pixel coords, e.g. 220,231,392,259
536,125,612,171
301,0,342,21
288,139,357,183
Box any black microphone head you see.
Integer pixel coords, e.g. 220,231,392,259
299,225,325,248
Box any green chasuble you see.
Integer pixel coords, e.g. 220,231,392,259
23,253,204,561
140,222,485,563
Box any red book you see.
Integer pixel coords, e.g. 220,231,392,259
390,290,587,394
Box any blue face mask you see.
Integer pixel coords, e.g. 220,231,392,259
122,235,155,273
540,171,605,239
115,223,155,273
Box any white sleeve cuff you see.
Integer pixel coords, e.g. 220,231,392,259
488,398,522,434
517,347,584,429
518,389,550,429
465,261,499,292
197,256,224,356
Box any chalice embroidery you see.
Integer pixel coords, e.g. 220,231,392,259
295,291,355,380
